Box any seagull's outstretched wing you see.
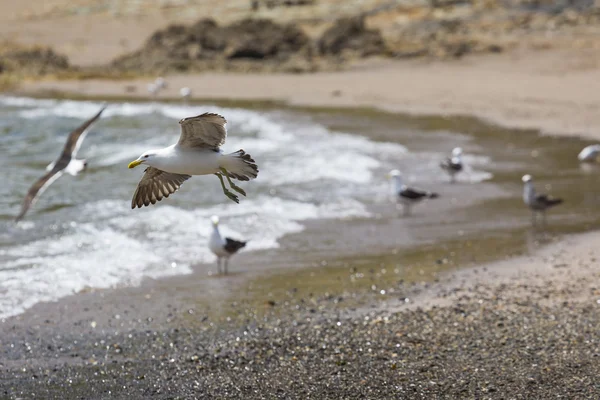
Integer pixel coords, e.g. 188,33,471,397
177,112,227,149
131,167,192,208
16,169,64,222
57,105,107,167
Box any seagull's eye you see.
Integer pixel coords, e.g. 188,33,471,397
144,155,149,158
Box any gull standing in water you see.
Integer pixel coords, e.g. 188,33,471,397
128,112,258,208
15,105,106,221
522,174,563,227
388,169,439,216
578,144,600,162
208,215,247,274
440,147,463,183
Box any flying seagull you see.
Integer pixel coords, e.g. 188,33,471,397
128,112,258,208
388,169,439,216
578,144,600,162
440,147,463,183
208,215,247,274
522,174,563,226
15,105,106,222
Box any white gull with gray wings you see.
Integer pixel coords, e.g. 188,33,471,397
208,216,247,274
440,147,464,183
128,112,259,208
522,174,563,226
388,169,439,216
15,105,106,222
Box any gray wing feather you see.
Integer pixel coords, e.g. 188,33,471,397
16,169,64,221
177,112,227,149
131,167,192,208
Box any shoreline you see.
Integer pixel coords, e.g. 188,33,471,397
15,47,600,141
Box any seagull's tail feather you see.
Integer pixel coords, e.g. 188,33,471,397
428,192,439,199
224,238,247,254
222,150,259,181
546,198,563,208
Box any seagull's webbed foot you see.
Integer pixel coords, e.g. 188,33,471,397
215,173,240,204
220,168,247,197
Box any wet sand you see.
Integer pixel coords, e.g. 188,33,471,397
2,227,600,398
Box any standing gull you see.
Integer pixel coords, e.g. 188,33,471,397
15,105,106,222
578,144,600,162
208,215,247,274
180,87,192,102
128,112,258,208
388,169,439,216
522,174,563,227
440,147,463,183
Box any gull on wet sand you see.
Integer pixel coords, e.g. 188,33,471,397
440,147,463,183
522,174,563,227
15,105,106,222
208,215,247,274
388,169,439,216
128,112,258,208
578,144,600,162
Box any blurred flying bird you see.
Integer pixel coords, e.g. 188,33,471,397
15,105,106,222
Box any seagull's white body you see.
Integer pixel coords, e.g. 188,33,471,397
46,159,86,176
208,216,247,274
578,144,600,162
144,145,223,176
208,222,228,258
522,179,536,207
390,175,411,206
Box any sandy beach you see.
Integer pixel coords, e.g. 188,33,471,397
20,47,600,140
3,1,600,397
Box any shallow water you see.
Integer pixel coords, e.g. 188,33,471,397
1,96,599,319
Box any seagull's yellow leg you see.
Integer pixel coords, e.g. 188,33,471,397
220,167,247,197
215,173,239,204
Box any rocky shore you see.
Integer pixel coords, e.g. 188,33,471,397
3,0,600,79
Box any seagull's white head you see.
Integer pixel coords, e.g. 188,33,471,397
452,147,463,157
128,151,158,169
388,169,401,178
211,215,220,226
522,174,532,183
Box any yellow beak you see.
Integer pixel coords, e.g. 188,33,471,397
128,159,143,169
